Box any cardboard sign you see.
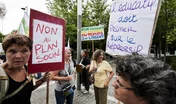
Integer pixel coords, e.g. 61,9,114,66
81,25,104,41
106,0,160,56
28,9,65,74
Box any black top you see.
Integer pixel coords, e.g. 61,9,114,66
81,56,90,67
2,75,34,104
81,56,91,86
0,55,6,63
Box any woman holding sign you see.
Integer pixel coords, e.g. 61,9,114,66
0,34,50,104
51,47,75,104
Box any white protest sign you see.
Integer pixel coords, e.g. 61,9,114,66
0,43,3,52
32,19,63,64
106,0,160,56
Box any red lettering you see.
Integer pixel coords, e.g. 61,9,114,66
93,33,96,36
45,26,50,34
43,55,49,60
35,44,42,55
36,24,44,34
51,28,58,35
88,33,92,36
97,32,101,35
35,41,58,55
82,34,87,36
41,44,47,53
36,48,61,63
36,56,44,63
36,23,58,35
43,37,51,43
47,40,58,51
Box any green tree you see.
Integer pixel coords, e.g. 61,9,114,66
84,0,110,50
46,0,110,50
0,32,5,43
154,0,176,60
46,0,77,47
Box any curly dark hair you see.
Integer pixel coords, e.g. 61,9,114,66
116,55,176,104
2,34,33,52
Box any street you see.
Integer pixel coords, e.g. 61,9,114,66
31,60,123,104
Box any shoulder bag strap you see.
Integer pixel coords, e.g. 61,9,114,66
0,76,32,102
0,67,8,80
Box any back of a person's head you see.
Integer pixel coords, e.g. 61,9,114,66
116,55,176,104
82,49,89,57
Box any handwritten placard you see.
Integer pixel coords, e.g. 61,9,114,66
106,0,160,56
81,25,104,41
28,9,65,74
32,20,62,64
0,43,3,53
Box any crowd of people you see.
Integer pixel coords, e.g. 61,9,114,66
0,34,176,104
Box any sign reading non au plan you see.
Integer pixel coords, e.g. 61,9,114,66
106,0,160,56
81,25,104,41
28,9,65,74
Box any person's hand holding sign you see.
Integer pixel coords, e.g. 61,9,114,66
41,72,52,82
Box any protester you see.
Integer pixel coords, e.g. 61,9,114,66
51,47,76,104
69,48,76,82
0,34,50,104
80,50,90,93
70,48,76,68
89,49,114,104
112,55,176,104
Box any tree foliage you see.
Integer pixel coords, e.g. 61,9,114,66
0,32,5,42
164,0,176,44
46,0,77,47
46,0,110,50
46,0,176,55
155,0,176,46
85,0,110,50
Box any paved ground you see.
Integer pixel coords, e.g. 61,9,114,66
31,59,123,104
31,81,119,104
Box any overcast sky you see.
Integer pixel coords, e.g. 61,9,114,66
0,0,112,35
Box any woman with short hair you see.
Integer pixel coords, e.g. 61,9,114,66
0,34,50,104
112,55,176,104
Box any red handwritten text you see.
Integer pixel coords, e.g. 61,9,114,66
35,40,58,55
82,32,103,36
36,23,58,35
36,48,61,63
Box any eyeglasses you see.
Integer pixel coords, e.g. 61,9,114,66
115,78,133,90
